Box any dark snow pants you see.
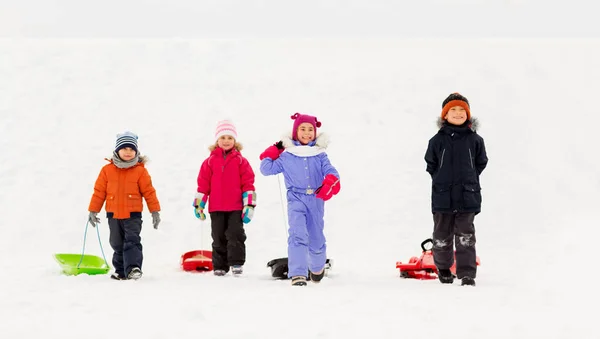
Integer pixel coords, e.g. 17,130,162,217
108,216,143,276
432,212,477,279
209,211,246,272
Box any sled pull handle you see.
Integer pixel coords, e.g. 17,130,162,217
421,238,433,252
77,220,110,269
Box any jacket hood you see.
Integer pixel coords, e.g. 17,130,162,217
208,142,243,152
281,132,330,149
437,117,480,132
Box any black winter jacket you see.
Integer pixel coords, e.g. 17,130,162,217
425,118,488,214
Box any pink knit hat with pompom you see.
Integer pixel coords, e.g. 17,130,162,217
214,120,237,141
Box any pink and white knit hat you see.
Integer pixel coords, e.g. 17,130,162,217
215,120,238,141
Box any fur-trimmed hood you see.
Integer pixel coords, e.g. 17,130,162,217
138,155,149,164
281,132,330,149
279,132,330,157
208,142,243,152
437,117,480,132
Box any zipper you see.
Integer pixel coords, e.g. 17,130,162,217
439,149,446,169
468,148,474,169
118,169,125,218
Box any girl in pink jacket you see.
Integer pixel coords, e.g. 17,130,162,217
193,120,256,276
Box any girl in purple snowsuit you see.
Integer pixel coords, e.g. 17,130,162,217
259,113,340,286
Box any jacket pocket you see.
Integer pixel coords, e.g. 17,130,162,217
432,184,451,209
126,194,143,212
462,183,482,208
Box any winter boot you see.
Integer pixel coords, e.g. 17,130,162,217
231,265,243,276
110,272,127,280
127,267,143,280
437,269,454,284
291,276,307,286
214,269,227,276
461,277,476,286
309,269,325,283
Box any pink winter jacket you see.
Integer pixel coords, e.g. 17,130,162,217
197,147,256,212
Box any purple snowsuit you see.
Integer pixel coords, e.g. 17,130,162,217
260,136,339,278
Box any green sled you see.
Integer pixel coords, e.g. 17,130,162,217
54,253,110,276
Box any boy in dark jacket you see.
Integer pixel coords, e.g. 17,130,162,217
424,93,488,286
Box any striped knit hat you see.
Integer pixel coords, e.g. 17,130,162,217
215,120,237,141
115,131,138,154
441,93,471,121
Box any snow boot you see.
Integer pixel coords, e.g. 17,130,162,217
437,269,454,284
309,269,325,283
214,269,227,276
127,267,143,280
231,265,243,276
291,276,307,286
461,277,476,286
110,272,127,280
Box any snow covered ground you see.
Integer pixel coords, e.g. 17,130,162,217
1,1,598,338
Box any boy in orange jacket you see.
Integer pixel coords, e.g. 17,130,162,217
88,131,161,280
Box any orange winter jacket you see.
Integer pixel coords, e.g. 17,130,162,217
88,158,161,219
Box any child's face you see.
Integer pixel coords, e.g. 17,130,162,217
444,106,468,125
296,123,315,145
217,135,235,151
118,147,137,161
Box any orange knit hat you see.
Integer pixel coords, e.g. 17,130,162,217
441,93,471,121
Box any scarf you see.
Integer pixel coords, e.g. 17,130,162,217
112,151,140,169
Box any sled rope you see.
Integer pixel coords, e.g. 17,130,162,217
199,217,204,251
277,174,289,236
78,220,109,269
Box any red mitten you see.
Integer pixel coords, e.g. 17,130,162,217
259,141,284,161
315,174,340,201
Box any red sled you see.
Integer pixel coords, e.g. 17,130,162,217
181,250,213,272
396,238,481,279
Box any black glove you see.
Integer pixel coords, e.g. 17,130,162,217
275,141,284,150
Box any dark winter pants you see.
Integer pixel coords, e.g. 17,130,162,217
432,212,477,279
209,211,246,272
108,216,143,276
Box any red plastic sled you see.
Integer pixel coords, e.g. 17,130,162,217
181,250,213,272
396,239,481,279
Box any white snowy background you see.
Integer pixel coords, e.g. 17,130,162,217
1,1,598,338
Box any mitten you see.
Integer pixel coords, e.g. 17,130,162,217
259,141,284,161
241,191,257,224
315,174,341,201
193,192,208,220
242,206,254,224
88,211,100,227
152,211,161,229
